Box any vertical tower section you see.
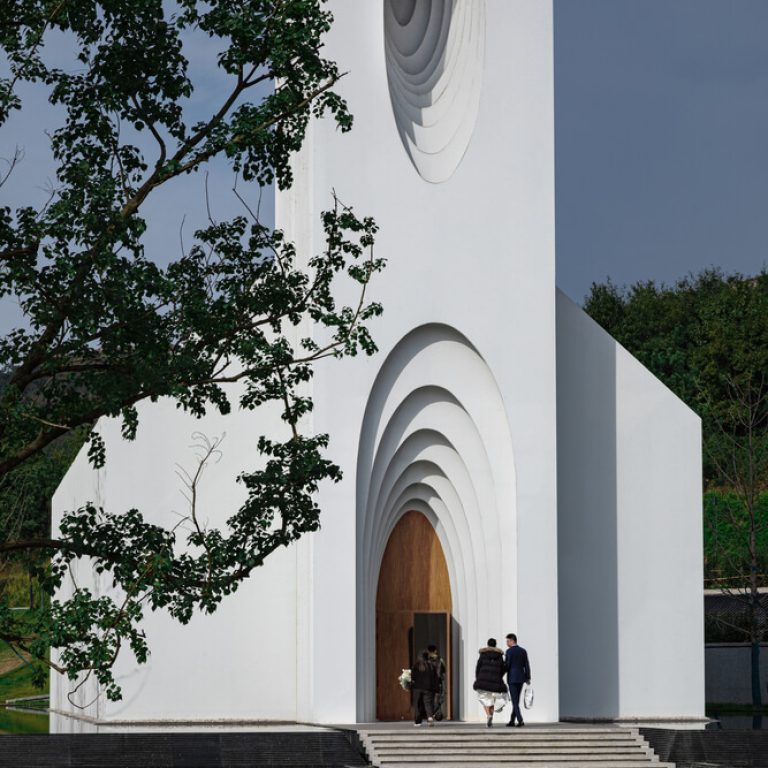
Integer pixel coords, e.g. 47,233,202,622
278,1,559,723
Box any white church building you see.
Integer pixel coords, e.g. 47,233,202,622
52,0,704,726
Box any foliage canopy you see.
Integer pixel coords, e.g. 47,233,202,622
0,0,384,701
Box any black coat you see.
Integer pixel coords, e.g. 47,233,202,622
411,659,439,692
505,644,531,685
473,647,507,693
428,655,446,692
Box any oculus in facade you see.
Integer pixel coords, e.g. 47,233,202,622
384,0,485,183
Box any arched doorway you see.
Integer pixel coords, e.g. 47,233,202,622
376,510,452,720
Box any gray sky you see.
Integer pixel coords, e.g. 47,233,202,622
2,0,767,333
555,0,768,303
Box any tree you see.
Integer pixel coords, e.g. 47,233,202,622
695,275,768,707
704,490,768,668
585,269,768,707
0,429,86,609
0,0,384,700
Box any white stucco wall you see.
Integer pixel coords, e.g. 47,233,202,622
51,394,302,724
51,0,559,726
288,0,560,724
556,289,704,720
50,444,105,722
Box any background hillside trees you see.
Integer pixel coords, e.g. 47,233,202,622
0,0,383,700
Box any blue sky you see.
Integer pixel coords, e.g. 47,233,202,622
2,0,768,333
555,0,768,302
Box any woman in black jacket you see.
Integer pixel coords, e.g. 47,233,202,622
473,638,509,727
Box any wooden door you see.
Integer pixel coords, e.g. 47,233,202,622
376,511,452,720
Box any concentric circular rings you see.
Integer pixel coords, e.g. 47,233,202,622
384,0,486,183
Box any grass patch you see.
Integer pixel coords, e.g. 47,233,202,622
0,662,47,703
0,707,49,734
0,640,19,665
0,562,43,609
0,609,50,683
0,635,32,667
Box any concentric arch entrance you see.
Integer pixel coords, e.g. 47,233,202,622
356,323,518,723
375,510,453,721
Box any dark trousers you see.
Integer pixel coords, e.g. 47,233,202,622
412,688,435,723
508,683,524,724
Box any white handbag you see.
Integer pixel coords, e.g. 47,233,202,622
523,684,534,709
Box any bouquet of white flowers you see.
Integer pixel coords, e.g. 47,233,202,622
398,668,412,690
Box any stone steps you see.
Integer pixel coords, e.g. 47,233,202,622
357,726,675,768
366,764,671,768
368,735,642,743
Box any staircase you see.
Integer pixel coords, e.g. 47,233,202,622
356,725,675,768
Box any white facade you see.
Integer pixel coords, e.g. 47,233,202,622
556,291,704,720
51,394,303,723
51,0,703,725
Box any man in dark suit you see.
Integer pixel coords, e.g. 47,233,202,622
504,632,531,727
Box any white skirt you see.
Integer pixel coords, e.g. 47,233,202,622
476,690,509,711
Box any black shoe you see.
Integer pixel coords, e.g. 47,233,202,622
517,721,525,727
486,715,493,728
506,720,515,727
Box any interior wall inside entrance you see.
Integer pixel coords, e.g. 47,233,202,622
376,510,452,720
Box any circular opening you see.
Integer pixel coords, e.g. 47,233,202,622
383,0,486,183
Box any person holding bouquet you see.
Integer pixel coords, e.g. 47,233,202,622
410,649,439,726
